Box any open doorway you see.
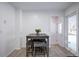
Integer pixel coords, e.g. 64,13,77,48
67,13,78,55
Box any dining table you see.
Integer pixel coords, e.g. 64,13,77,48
26,33,49,57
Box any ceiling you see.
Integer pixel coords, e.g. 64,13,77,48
10,2,73,11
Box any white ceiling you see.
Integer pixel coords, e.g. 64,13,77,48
10,2,73,11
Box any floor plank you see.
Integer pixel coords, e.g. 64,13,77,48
8,45,75,57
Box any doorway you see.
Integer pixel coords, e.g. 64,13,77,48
67,13,78,55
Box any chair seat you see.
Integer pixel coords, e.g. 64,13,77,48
34,42,47,47
32,39,46,43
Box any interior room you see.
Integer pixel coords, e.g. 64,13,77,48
0,2,79,57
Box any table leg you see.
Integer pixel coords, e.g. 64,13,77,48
26,37,28,57
47,38,49,57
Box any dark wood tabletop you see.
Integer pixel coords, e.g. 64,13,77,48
26,33,49,39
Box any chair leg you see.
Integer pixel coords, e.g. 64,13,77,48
33,47,35,57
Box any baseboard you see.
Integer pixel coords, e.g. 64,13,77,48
7,48,16,57
7,47,21,57
65,47,78,56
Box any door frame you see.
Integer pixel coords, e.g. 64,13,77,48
65,10,79,56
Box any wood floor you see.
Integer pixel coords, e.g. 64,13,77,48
8,45,75,57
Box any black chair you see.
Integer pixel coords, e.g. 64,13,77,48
27,39,47,57
26,39,34,56
32,39,47,57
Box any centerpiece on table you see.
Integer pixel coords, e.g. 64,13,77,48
35,28,41,35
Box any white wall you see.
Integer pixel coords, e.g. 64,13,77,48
0,2,18,57
57,17,65,47
21,11,64,48
15,8,23,49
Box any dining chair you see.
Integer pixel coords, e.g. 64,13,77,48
32,39,47,57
